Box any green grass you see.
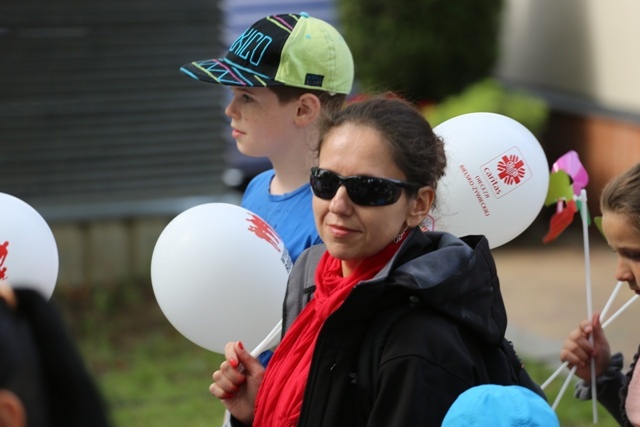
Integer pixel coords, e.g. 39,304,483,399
524,359,619,427
94,332,226,426
55,282,228,426
55,281,620,426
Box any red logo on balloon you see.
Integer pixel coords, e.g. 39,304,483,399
246,215,281,252
497,154,526,185
0,241,8,280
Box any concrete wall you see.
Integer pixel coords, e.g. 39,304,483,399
498,0,640,214
52,217,173,289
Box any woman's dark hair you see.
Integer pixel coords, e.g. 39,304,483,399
0,288,111,427
316,95,447,203
600,162,640,233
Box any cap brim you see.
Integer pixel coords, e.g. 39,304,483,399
180,58,282,88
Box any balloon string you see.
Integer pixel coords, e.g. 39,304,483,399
600,281,625,321
540,294,640,390
552,365,577,410
579,191,593,334
250,319,282,358
544,294,638,410
543,293,638,390
542,282,627,391
602,294,638,329
542,361,569,391
577,190,598,423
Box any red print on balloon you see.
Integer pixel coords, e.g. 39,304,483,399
497,154,526,185
0,241,8,280
246,215,281,252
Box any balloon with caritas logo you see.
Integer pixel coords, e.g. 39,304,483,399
424,113,549,249
0,192,59,299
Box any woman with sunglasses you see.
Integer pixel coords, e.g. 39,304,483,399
210,96,514,426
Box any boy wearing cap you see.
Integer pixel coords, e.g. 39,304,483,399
181,12,354,263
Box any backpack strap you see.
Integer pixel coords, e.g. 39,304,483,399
460,327,547,400
499,338,547,400
282,245,324,335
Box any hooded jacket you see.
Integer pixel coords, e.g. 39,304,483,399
277,229,508,426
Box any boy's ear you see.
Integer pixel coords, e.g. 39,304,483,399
0,390,25,427
295,93,322,126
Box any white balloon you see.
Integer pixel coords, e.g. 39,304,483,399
0,193,59,299
151,203,292,353
426,113,549,249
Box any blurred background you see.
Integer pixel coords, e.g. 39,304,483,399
2,0,640,425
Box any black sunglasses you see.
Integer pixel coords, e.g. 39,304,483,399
309,167,422,206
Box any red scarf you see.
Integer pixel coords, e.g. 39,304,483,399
253,231,408,426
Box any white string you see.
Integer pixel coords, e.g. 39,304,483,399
602,294,639,329
577,190,598,423
552,365,577,410
542,361,569,391
250,319,282,357
221,320,285,427
542,281,627,391
540,282,635,390
600,281,625,320
544,294,638,411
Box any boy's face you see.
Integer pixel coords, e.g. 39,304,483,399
224,87,300,158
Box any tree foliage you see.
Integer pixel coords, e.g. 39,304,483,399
339,0,504,102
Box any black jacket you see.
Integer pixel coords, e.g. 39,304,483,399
275,229,508,426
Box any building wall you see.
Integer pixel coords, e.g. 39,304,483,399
0,0,230,291
0,0,228,212
541,110,640,214
498,0,640,213
498,0,640,115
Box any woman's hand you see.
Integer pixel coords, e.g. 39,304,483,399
560,313,611,384
210,341,265,424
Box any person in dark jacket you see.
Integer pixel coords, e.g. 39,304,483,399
210,96,514,426
0,282,112,427
560,162,640,426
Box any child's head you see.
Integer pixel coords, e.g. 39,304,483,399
0,285,111,427
600,163,640,288
442,384,559,427
181,12,354,114
600,162,640,233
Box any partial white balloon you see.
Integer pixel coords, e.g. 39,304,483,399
151,203,292,353
426,113,549,248
0,192,59,299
